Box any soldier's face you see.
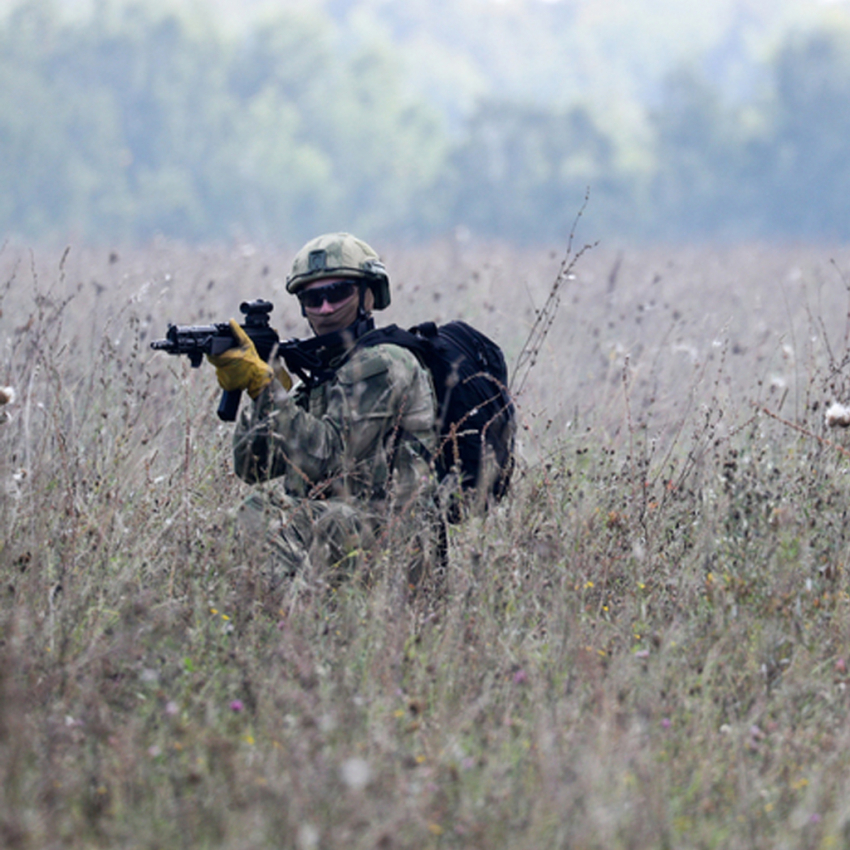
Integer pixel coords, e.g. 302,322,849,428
302,278,373,336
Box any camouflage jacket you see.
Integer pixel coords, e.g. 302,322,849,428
233,342,437,507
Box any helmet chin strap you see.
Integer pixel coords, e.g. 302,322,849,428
357,280,371,320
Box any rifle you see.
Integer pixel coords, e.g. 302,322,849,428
152,299,374,419
151,299,281,421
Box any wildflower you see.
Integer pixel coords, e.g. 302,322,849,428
229,699,244,713
661,717,671,729
298,824,320,850
826,402,850,428
513,668,528,685
164,700,179,717
339,757,371,790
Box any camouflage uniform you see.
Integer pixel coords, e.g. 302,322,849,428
232,339,440,587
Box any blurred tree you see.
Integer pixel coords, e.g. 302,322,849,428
4,0,850,245
445,99,632,242
228,9,334,105
0,0,132,240
647,28,850,242
648,68,755,239
228,13,447,239
322,44,447,236
765,29,850,239
56,4,238,240
225,10,346,237
0,1,449,243
228,89,335,241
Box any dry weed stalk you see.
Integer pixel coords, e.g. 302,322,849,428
510,192,597,399
761,403,850,461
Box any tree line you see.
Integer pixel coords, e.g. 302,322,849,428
2,1,850,245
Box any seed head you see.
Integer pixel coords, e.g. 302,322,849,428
826,402,850,428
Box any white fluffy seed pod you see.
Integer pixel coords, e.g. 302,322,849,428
0,386,15,405
826,402,850,428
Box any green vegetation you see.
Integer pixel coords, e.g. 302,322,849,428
2,240,850,847
2,0,850,244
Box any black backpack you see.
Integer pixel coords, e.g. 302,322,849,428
358,320,516,507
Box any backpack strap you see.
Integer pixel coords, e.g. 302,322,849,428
350,324,430,361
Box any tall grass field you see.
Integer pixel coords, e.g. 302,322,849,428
2,239,850,849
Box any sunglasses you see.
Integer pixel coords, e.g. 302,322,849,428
297,280,358,310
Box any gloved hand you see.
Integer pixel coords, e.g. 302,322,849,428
207,319,276,399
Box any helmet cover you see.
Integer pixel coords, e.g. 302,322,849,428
286,232,390,310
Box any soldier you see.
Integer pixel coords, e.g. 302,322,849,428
208,233,442,592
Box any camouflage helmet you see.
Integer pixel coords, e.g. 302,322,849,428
286,232,391,310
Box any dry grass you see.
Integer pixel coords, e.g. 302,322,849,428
2,237,850,848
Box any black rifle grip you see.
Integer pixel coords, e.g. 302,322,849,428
217,389,242,422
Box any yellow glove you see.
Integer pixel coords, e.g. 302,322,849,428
207,319,274,399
